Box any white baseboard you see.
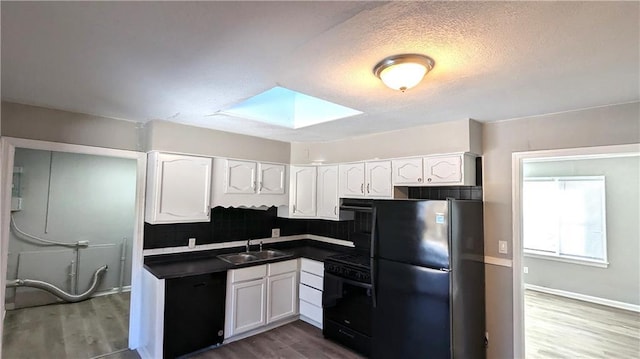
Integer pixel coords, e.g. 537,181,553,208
485,256,512,267
94,285,132,297
223,316,299,344
525,284,640,313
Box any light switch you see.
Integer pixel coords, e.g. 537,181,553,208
272,228,280,237
498,240,508,254
188,237,196,248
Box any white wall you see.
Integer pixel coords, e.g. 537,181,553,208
7,148,137,307
522,157,640,305
482,101,640,358
290,119,481,164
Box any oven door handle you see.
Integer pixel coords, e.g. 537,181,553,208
370,206,377,308
325,272,372,290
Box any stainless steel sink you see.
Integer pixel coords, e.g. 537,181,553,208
217,249,292,265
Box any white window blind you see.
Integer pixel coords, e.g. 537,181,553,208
522,176,607,264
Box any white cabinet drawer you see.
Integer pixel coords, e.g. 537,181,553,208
299,300,323,325
299,284,322,307
300,271,323,291
230,264,267,283
268,259,298,276
300,258,324,277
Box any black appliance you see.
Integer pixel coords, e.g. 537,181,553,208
323,251,372,357
163,272,226,358
371,199,486,359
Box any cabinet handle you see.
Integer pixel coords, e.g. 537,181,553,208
367,183,370,193
418,178,423,183
427,178,432,183
360,183,364,193
334,206,337,215
293,205,296,213
259,181,263,191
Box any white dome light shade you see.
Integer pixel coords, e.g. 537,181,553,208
373,54,435,92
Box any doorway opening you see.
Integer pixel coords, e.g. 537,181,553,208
512,144,640,358
0,138,146,358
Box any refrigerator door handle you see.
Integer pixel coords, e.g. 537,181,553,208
370,206,378,308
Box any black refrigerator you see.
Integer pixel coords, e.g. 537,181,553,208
371,199,485,359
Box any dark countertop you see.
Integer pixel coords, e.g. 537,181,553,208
144,239,352,279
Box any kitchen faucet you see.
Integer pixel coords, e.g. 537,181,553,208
245,239,251,253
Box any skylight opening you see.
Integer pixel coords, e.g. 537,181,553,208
219,86,362,129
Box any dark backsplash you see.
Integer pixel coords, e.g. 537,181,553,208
143,185,481,249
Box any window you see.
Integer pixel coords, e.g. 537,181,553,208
522,176,607,265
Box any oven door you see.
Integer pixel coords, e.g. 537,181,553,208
322,271,372,337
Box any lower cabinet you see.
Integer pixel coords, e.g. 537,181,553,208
225,260,298,339
299,258,324,328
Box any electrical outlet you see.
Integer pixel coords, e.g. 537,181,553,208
188,238,196,248
498,240,508,254
272,228,280,238
523,266,529,274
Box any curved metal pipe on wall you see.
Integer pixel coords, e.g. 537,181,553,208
6,265,108,303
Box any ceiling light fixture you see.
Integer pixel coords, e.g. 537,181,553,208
373,54,435,92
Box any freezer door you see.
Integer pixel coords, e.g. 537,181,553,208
373,200,450,269
372,258,451,359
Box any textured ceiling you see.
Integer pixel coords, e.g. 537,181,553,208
2,1,638,142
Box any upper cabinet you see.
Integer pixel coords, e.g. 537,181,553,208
289,166,317,217
392,153,477,186
423,153,476,186
392,157,424,185
316,165,339,220
212,158,288,208
225,160,286,195
145,152,212,224
339,161,392,199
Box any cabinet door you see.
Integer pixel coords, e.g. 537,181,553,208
366,160,392,198
339,163,365,198
424,155,462,184
229,278,266,336
225,159,257,194
392,158,424,185
316,165,339,219
258,163,286,195
267,272,298,323
146,153,212,224
290,166,317,217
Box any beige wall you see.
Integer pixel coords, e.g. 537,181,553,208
290,119,482,164
482,101,640,358
1,102,291,163
144,120,290,163
1,102,142,151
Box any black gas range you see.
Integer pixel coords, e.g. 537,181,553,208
322,251,372,357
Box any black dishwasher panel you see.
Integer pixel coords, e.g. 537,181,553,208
163,272,226,359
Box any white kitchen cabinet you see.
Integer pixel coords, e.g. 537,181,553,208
225,260,298,339
267,271,298,323
392,157,424,185
365,160,392,198
423,153,476,186
317,165,339,219
258,163,286,194
224,160,286,195
225,159,257,194
339,161,392,199
289,166,317,217
228,278,267,335
299,258,324,329
339,163,365,197
145,152,212,224
211,158,288,208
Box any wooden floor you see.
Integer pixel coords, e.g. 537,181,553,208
2,292,131,359
525,289,640,358
191,320,365,359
